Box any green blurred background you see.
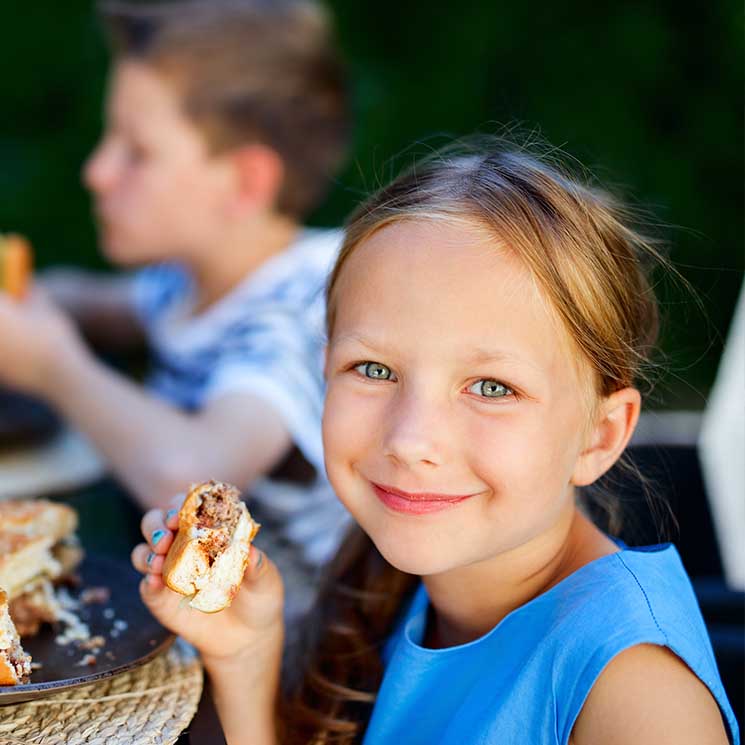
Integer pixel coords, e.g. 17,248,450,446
0,1,742,407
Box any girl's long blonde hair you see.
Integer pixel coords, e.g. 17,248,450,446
280,136,667,743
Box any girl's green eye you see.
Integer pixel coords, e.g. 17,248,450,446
468,379,511,398
355,362,395,381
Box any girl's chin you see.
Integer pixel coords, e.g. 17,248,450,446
372,537,456,576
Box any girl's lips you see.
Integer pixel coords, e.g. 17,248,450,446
371,482,477,515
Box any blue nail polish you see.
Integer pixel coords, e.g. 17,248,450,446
151,530,166,546
165,509,178,521
147,552,156,567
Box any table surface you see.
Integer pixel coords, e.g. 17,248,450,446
0,428,105,500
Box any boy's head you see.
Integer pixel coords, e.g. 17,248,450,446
85,0,350,265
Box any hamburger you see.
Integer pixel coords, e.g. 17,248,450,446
0,590,31,685
0,500,88,685
0,500,83,639
163,481,260,613
0,233,32,299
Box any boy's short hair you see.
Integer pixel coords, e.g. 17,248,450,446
100,0,351,219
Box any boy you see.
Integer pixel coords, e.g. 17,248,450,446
0,0,352,599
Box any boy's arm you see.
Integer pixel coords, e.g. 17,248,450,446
46,339,293,509
40,268,145,349
0,289,291,508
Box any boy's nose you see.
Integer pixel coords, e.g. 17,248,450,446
382,393,447,469
82,141,118,195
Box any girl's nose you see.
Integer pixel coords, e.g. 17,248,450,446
382,393,446,469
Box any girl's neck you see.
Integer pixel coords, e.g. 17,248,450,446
187,214,300,315
421,508,618,649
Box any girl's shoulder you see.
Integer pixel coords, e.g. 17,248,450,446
553,544,738,744
569,642,733,745
564,543,692,612
548,545,707,682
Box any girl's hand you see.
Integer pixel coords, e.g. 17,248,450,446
131,501,285,667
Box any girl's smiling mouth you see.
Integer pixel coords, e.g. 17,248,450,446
371,482,479,515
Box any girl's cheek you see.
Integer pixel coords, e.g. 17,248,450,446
323,387,358,459
324,386,381,462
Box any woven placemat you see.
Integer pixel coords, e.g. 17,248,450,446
0,638,203,745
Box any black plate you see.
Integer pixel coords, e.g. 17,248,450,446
0,554,174,705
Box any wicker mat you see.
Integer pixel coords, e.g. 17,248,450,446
0,638,203,745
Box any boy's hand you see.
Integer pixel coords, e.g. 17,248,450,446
0,285,83,396
131,501,285,666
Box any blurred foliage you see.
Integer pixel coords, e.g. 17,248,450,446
0,1,741,407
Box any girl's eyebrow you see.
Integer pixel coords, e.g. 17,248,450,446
332,336,536,371
329,333,386,352
466,347,548,379
466,347,525,365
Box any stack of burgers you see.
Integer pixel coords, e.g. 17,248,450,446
0,500,83,684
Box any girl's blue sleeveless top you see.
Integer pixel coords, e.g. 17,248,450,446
363,544,739,744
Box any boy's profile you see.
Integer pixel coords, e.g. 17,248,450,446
0,0,352,613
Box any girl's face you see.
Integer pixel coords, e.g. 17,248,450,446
323,219,597,576
83,61,232,266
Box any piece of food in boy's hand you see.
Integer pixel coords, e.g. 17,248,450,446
0,589,32,685
162,481,260,613
0,234,32,299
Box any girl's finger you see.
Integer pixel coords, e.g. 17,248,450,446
164,492,186,530
140,509,174,554
233,546,285,624
164,505,181,531
131,542,150,574
242,545,280,588
140,573,165,594
247,545,264,576
131,542,165,575
140,508,164,538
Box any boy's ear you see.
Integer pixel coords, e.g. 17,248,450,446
228,143,285,215
571,387,641,487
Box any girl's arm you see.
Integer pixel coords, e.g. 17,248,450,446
0,291,292,510
570,644,730,745
133,509,285,745
39,268,145,349
204,643,283,745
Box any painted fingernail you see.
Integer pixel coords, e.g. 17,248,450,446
146,552,156,567
165,509,178,521
255,550,264,570
151,530,166,546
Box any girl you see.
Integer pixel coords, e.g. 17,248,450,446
132,139,738,744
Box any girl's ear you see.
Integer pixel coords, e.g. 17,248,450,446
571,387,641,487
